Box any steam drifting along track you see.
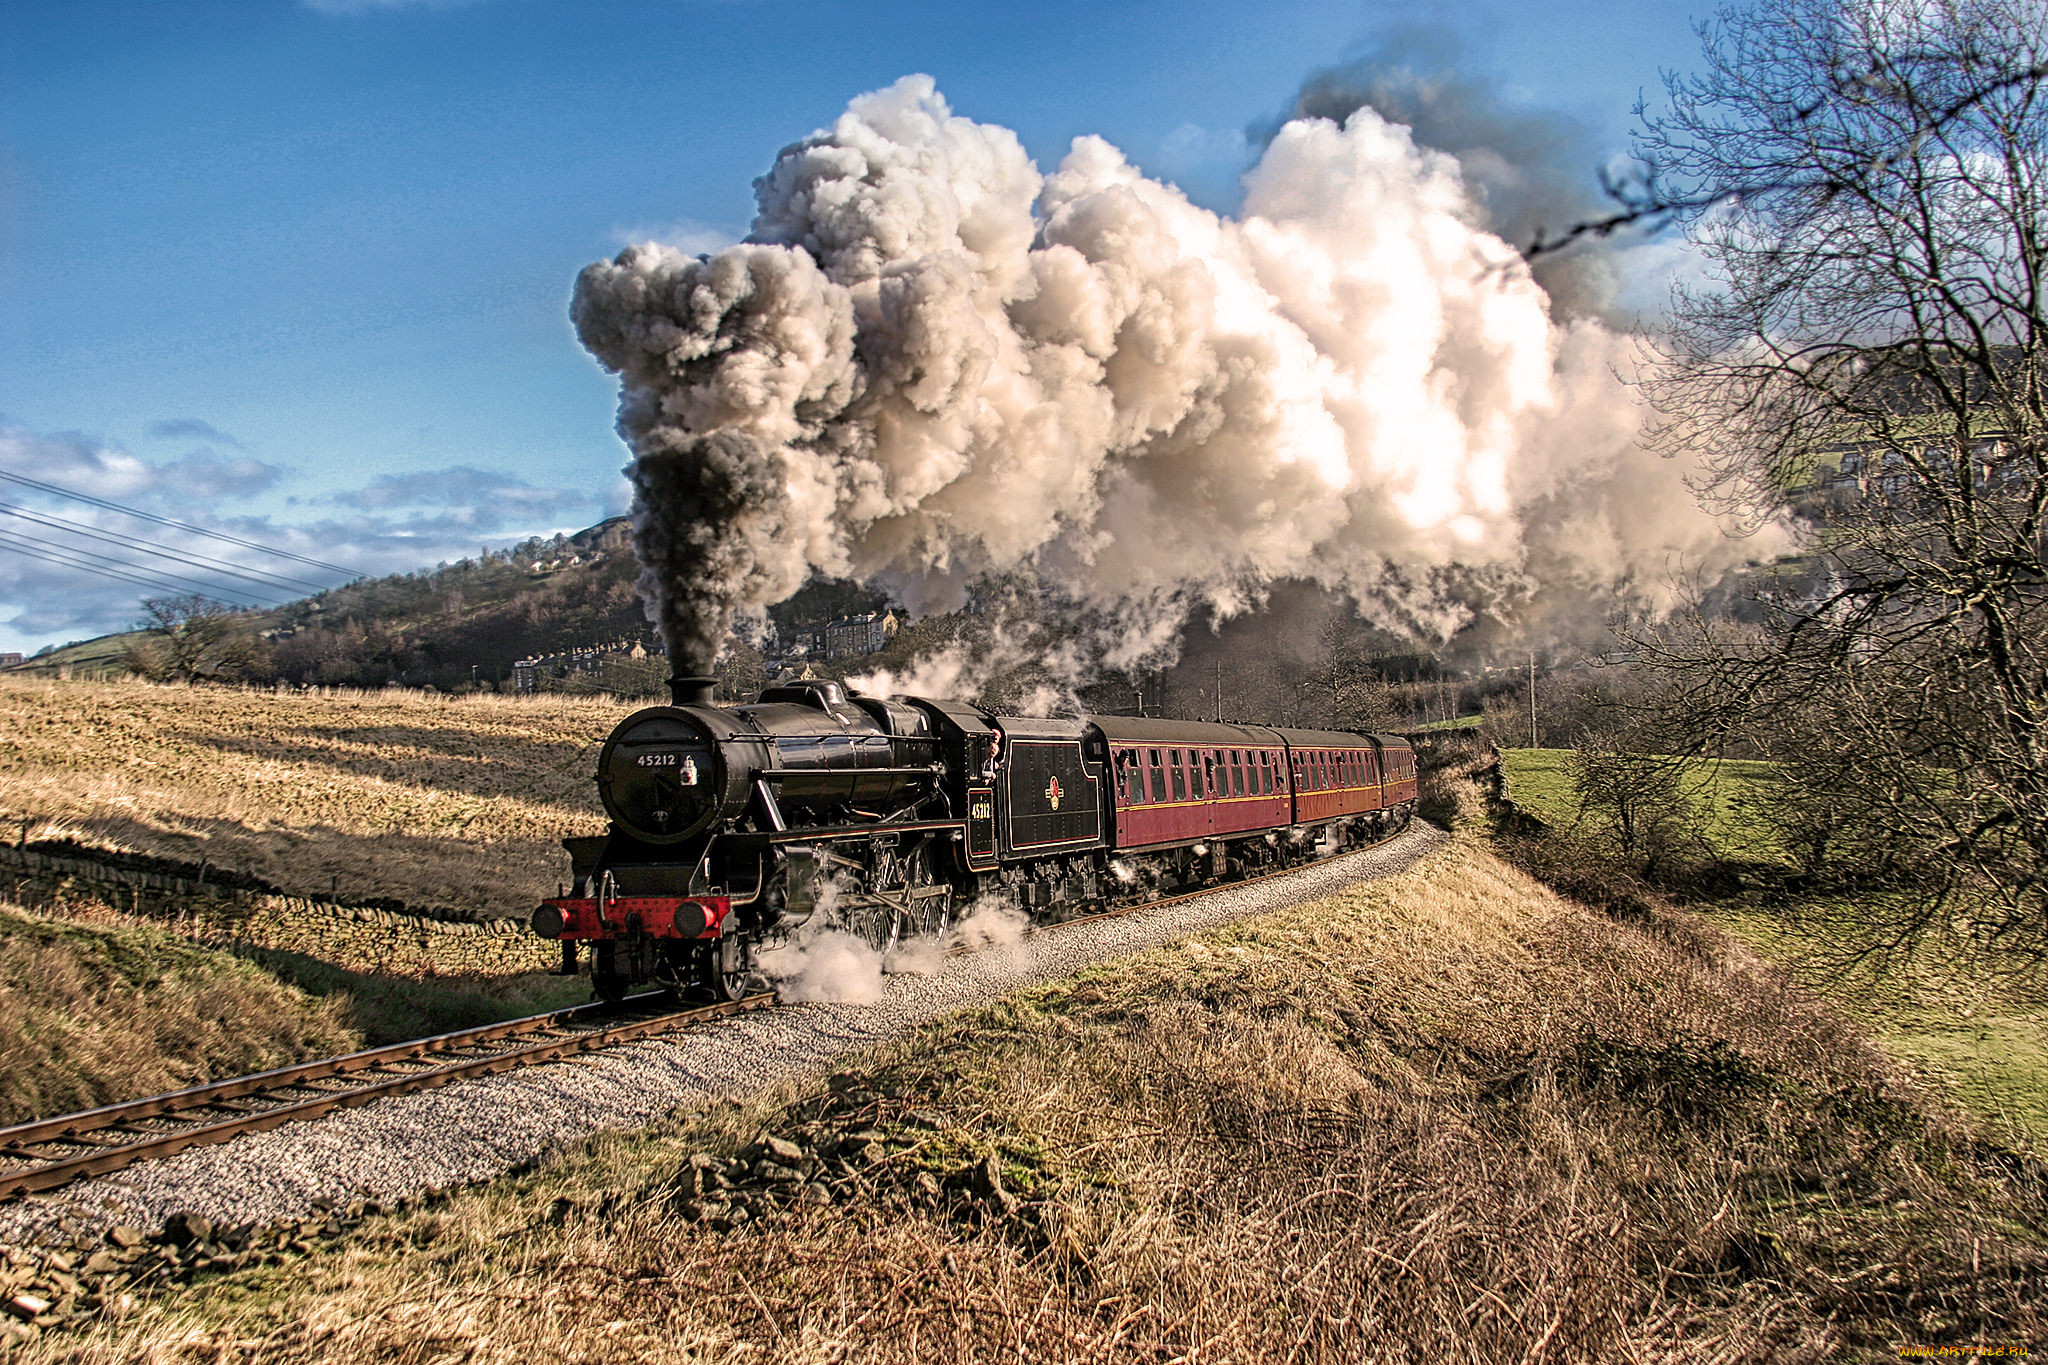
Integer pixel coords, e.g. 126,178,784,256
0,993,775,1201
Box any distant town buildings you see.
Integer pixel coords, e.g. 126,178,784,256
780,610,898,661
1795,436,2023,517
511,638,658,694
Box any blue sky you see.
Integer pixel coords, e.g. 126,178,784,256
0,0,1711,654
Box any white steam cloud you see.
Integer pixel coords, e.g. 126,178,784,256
755,887,1032,1004
573,75,1760,674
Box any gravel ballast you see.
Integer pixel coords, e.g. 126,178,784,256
0,824,1445,1249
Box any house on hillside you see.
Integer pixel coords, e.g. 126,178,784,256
825,610,898,659
1795,436,2023,519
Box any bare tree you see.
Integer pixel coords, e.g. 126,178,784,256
126,595,268,684
1565,741,1700,874
1296,615,1398,730
1633,0,2048,961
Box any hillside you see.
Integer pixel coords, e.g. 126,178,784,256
8,519,911,695
12,520,653,692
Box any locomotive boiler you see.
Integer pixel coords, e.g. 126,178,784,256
531,674,1418,1002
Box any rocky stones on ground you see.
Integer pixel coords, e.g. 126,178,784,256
0,1194,426,1343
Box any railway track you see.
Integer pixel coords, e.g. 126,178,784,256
2,823,1412,1204
0,991,775,1201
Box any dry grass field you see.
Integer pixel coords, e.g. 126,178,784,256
0,678,634,914
22,825,2045,1364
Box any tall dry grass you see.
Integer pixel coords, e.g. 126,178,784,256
0,902,358,1126
0,678,630,911
22,824,2044,1362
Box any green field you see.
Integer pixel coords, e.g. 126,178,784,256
1500,746,2048,1149
1500,748,1786,866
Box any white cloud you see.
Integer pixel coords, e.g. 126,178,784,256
609,219,742,257
147,418,244,449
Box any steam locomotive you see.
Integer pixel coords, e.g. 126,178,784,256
529,675,1419,1002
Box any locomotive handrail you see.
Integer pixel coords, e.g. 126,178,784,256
752,765,945,781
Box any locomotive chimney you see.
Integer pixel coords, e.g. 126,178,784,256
668,675,717,707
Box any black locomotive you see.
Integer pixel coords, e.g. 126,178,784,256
530,675,1418,1002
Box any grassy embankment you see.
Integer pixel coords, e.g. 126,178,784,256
1502,746,2048,1152
0,903,356,1127
0,896,592,1127
14,809,2045,1362
0,679,625,1118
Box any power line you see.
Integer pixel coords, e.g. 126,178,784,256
0,530,274,606
0,534,178,596
0,530,276,607
0,501,329,595
0,467,364,580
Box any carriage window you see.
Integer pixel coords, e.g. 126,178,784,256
1146,749,1162,802
1170,750,1187,802
1202,751,1218,797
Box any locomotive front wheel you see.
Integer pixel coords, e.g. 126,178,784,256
704,933,752,1003
591,942,629,1005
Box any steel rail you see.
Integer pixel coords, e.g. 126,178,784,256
0,991,775,1200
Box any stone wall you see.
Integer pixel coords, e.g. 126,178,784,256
0,845,557,978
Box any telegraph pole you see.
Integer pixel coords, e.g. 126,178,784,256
1528,652,1538,748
